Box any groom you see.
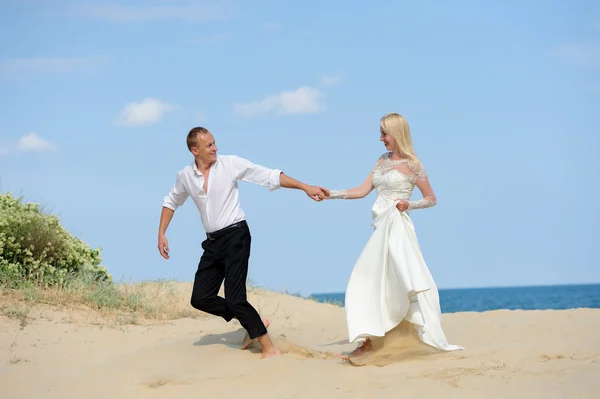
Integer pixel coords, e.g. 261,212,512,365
158,127,327,359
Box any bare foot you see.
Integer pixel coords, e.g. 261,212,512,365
338,339,372,361
260,348,282,359
257,332,281,359
241,317,271,350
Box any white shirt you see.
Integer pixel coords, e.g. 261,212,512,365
163,155,282,233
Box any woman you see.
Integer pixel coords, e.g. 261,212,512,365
325,112,463,359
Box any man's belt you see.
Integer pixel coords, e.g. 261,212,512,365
206,220,247,241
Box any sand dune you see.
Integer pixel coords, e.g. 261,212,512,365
1,282,599,398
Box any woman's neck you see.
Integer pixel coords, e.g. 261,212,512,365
390,150,407,161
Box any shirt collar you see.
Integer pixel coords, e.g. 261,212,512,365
192,157,219,176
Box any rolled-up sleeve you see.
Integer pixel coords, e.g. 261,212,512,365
231,156,282,191
162,172,189,210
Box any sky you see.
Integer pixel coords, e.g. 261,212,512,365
0,0,598,297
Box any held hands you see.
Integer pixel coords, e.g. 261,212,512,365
158,234,170,259
304,185,330,202
396,200,409,212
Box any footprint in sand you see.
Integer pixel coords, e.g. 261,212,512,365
143,377,190,389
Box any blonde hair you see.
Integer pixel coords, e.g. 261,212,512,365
380,113,419,161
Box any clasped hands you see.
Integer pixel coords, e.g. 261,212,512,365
304,185,330,202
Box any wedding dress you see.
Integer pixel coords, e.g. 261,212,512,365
330,152,463,352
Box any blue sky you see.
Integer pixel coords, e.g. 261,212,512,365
1,1,598,296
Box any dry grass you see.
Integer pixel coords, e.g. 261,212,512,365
0,278,201,326
1,273,339,328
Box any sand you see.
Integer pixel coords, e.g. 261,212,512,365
1,282,599,398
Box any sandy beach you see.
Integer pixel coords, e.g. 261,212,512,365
1,282,598,399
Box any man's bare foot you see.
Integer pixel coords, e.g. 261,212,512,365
241,317,271,350
257,332,281,359
338,339,372,361
260,347,282,359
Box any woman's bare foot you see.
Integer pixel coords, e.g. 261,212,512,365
241,317,271,350
338,339,373,361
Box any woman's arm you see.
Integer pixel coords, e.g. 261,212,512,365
407,176,437,210
396,161,437,211
327,171,375,200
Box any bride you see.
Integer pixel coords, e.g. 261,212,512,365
324,112,463,359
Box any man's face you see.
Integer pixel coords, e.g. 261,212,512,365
191,132,218,163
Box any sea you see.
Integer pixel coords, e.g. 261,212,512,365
308,283,600,313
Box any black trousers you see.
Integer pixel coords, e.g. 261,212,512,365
190,221,267,339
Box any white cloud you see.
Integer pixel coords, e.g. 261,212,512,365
320,73,343,86
17,133,58,152
68,2,231,22
553,44,600,68
0,56,110,77
233,86,325,118
116,98,174,127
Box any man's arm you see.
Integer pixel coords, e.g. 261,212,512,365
158,172,189,259
158,207,174,259
232,156,326,201
280,172,327,202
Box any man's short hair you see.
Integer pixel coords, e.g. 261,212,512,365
186,127,210,151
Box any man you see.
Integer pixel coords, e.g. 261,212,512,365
158,127,327,359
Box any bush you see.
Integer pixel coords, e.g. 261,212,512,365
0,192,110,288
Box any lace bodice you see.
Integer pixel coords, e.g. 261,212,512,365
373,153,421,199
329,152,436,217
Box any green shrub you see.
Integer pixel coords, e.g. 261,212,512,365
0,192,110,288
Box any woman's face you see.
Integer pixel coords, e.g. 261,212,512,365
380,127,396,151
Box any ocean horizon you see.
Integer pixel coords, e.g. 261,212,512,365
308,283,600,313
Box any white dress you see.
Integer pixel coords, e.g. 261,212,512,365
331,152,463,352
